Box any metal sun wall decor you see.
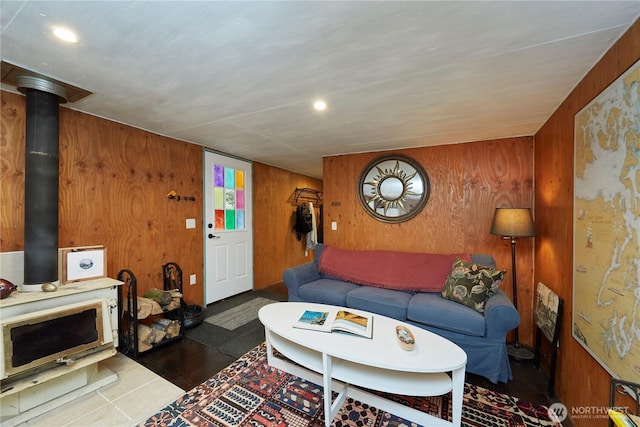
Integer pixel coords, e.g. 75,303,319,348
357,154,430,223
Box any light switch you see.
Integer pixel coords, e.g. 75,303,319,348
331,221,337,231
190,274,196,285
186,218,196,229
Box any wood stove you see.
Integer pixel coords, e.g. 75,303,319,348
0,277,122,426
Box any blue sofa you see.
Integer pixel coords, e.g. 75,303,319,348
283,244,520,384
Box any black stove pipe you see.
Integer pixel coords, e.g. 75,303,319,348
19,77,66,287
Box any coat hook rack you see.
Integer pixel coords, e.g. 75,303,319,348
287,187,323,205
167,190,196,202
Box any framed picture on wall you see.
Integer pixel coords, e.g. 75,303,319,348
61,246,107,284
572,58,640,381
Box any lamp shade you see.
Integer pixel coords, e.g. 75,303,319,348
490,207,536,238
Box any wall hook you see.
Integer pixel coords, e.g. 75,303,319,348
167,190,195,202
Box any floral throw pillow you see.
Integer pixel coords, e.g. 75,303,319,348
440,258,506,314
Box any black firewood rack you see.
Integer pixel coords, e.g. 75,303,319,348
117,263,185,360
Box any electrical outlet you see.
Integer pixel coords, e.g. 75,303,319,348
190,274,196,285
331,221,337,231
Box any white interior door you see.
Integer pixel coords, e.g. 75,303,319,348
204,151,253,304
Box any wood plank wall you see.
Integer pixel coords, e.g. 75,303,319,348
534,19,640,426
1,91,204,304
0,91,318,304
252,162,322,288
322,137,535,346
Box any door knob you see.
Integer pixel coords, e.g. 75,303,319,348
208,234,220,239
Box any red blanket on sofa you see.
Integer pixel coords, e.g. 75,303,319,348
318,245,471,292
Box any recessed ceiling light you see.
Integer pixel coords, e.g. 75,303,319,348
313,100,327,111
52,26,78,43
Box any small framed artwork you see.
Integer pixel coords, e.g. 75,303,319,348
61,246,107,284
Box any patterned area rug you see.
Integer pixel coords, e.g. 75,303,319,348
142,343,559,427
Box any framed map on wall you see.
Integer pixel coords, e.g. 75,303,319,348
573,59,640,382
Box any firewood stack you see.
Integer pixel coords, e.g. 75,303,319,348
143,288,183,311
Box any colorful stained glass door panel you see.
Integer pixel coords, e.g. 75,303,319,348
211,165,247,231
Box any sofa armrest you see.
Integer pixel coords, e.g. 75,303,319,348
283,262,321,300
484,289,520,340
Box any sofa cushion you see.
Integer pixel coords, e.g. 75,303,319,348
298,279,360,306
318,244,470,292
345,286,412,320
441,258,506,313
408,292,486,337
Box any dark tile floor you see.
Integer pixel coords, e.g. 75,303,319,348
131,284,571,425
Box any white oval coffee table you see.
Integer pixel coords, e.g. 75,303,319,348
259,302,466,427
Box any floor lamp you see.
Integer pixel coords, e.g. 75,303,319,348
490,207,536,361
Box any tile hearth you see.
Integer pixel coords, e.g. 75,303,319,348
21,353,183,427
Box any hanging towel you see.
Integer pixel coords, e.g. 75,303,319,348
306,202,317,250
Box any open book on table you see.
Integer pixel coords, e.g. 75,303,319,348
294,309,373,339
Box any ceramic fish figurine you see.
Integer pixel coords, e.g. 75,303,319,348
0,278,17,299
